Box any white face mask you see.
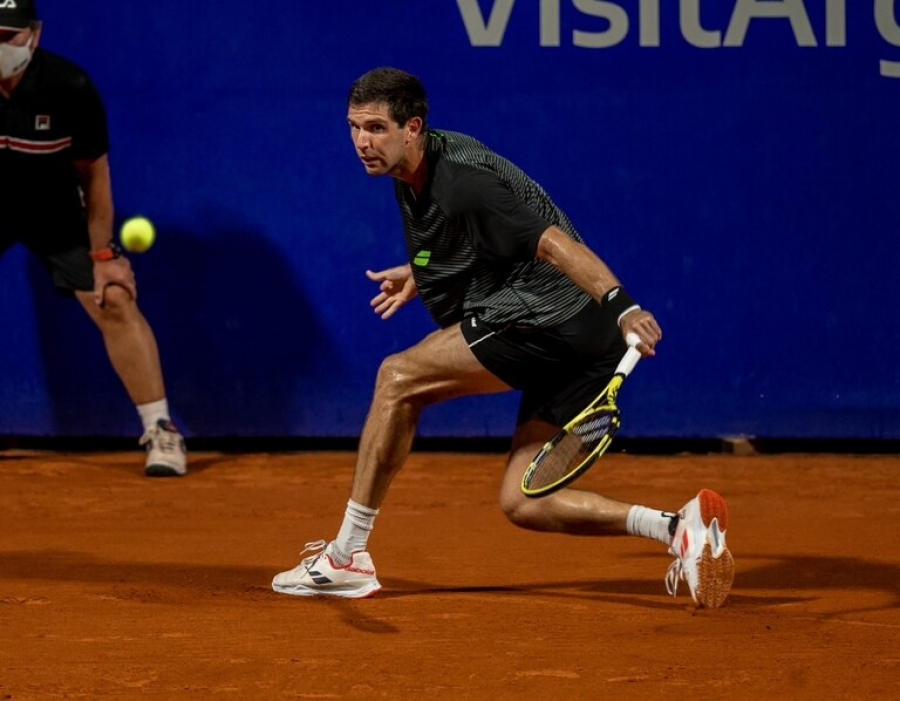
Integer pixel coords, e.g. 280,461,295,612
0,35,34,80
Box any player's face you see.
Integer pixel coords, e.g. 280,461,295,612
347,103,412,177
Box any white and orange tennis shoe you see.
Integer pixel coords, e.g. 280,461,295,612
272,539,382,598
665,489,734,608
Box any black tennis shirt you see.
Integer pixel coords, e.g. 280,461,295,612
0,48,108,230
395,130,593,329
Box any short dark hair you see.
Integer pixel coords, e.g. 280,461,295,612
347,67,428,132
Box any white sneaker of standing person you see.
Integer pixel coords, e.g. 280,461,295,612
140,418,187,477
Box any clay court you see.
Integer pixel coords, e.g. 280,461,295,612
1,449,898,699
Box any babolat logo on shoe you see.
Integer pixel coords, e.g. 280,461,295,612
413,250,431,266
309,569,333,585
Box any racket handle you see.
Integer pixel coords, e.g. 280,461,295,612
616,333,643,377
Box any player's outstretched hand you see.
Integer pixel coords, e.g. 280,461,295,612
366,265,418,319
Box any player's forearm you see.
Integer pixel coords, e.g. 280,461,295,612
85,203,114,252
535,226,622,303
75,155,115,251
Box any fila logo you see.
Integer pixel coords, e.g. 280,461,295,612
35,115,51,131
0,1,19,8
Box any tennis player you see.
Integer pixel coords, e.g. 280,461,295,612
0,1,186,476
273,67,734,606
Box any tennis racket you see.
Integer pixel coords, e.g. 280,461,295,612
521,332,643,498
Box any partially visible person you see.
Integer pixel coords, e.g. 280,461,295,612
272,67,733,606
0,1,186,476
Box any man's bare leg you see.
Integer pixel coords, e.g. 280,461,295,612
75,286,165,404
76,286,186,476
349,324,509,508
498,416,634,535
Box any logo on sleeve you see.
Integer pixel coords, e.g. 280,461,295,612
35,115,51,131
413,250,432,267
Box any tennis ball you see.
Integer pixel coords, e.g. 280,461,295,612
120,216,156,253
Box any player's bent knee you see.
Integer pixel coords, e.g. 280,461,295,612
498,489,545,530
102,284,137,309
93,284,140,324
374,352,419,401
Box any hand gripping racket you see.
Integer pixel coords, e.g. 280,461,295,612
521,332,643,498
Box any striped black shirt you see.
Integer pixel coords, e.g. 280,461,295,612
395,130,592,329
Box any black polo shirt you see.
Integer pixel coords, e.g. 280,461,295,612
394,130,592,329
0,48,108,237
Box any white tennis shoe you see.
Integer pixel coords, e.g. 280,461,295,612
140,419,187,477
665,489,734,608
272,540,382,599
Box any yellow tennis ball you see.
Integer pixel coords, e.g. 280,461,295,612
120,216,156,253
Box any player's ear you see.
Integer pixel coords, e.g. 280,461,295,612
405,117,423,144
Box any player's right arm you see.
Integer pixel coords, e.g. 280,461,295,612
74,154,137,305
535,226,662,354
366,264,418,319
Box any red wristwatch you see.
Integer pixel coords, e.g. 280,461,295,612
89,240,124,262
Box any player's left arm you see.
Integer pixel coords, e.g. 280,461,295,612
74,154,136,304
365,264,418,319
535,226,661,354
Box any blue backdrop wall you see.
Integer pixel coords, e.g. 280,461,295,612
2,0,898,440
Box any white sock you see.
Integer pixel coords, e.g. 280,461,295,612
626,505,676,546
332,499,379,566
137,399,170,433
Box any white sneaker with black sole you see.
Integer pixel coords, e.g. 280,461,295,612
140,419,187,477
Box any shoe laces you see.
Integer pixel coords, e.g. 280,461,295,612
665,558,684,597
297,539,328,570
140,421,181,454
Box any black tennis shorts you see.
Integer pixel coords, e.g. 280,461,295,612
461,300,628,428
1,220,95,294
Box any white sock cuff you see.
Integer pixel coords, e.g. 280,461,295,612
335,500,379,557
345,499,379,532
626,505,673,546
347,499,379,517
137,399,170,432
625,505,643,536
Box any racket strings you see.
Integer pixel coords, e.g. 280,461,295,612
572,412,615,444
527,411,616,488
521,368,633,497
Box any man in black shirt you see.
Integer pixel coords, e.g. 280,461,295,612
0,1,186,476
273,67,733,606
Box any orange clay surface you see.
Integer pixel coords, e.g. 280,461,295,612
1,450,899,700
